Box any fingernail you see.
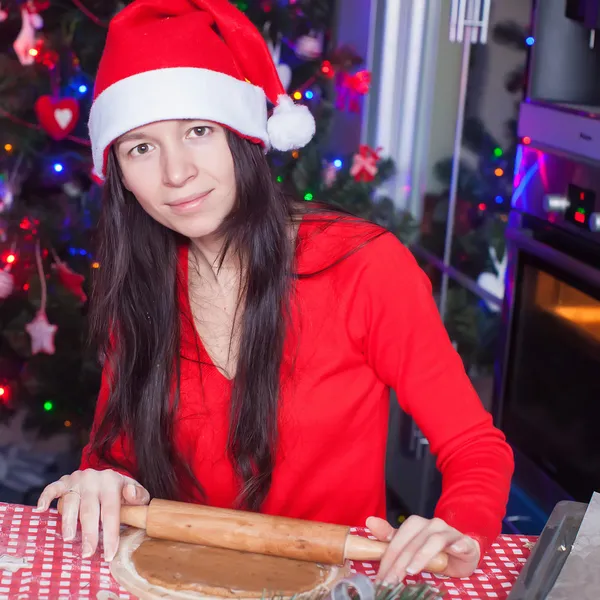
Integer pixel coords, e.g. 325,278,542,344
104,545,115,563
82,541,94,558
63,527,74,541
406,565,417,575
126,484,137,499
451,539,472,554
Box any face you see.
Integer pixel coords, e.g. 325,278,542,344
115,119,236,241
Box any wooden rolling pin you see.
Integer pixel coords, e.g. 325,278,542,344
59,498,448,572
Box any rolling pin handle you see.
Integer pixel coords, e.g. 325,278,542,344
344,534,449,574
343,534,388,561
120,505,149,530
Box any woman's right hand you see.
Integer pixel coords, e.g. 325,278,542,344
36,469,150,562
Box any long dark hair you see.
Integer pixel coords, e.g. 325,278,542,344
89,130,300,509
88,129,381,510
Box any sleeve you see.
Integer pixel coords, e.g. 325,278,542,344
357,232,514,556
79,363,137,479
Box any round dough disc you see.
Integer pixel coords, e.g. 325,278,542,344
111,528,350,600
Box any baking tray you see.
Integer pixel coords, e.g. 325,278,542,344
507,500,588,599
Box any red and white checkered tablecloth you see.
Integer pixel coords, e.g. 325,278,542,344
0,502,536,600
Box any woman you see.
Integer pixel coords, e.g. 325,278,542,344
36,0,514,585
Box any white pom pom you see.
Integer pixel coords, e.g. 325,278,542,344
267,95,316,152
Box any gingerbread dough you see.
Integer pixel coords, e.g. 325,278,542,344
134,538,332,596
111,528,349,600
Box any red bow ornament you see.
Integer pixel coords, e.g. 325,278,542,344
336,70,371,113
350,145,382,183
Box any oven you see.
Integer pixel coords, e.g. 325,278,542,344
494,143,600,527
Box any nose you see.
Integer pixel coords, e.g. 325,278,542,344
160,143,198,188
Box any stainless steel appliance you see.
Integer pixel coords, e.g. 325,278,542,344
495,143,600,531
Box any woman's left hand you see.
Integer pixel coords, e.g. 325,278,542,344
367,515,481,584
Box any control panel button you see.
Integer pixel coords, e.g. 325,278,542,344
543,194,570,213
566,184,596,229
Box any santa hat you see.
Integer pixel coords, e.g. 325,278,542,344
88,0,316,179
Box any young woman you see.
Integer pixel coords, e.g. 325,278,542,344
36,0,514,585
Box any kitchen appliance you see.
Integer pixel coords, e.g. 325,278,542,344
493,0,600,535
520,0,600,163
495,143,600,532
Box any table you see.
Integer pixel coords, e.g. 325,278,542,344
0,502,536,600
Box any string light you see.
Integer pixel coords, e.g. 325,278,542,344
6,254,15,264
321,61,334,78
29,48,38,57
276,176,283,182
43,401,53,412
522,136,531,145
493,147,503,157
78,84,88,93
291,150,299,159
4,144,12,152
304,192,314,201
478,203,487,211
495,196,503,204
333,159,342,168
53,163,64,173
292,91,302,101
494,168,504,177
91,262,100,269
64,420,72,427
526,36,535,46
305,90,314,100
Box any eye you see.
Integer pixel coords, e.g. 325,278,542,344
129,143,153,157
189,126,212,138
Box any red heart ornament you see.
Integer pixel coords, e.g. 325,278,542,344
34,96,80,140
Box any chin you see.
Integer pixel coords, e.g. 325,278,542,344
169,217,223,241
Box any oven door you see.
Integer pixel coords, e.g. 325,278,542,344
495,214,600,517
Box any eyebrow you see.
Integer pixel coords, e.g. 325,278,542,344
116,132,154,147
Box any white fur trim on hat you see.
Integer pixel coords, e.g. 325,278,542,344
89,67,269,178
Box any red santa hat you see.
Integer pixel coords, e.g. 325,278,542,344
88,0,316,179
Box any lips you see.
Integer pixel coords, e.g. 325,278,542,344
167,190,213,207
166,189,213,214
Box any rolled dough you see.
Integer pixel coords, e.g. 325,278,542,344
134,539,331,596
111,528,349,600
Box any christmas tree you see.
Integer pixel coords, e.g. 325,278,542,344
0,0,415,500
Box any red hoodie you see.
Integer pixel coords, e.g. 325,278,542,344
81,215,514,557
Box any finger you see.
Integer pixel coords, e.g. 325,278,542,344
35,480,68,512
60,492,81,541
379,517,452,583
405,530,463,576
122,482,150,506
447,536,480,559
366,516,395,542
79,491,101,559
376,516,427,582
100,487,123,562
